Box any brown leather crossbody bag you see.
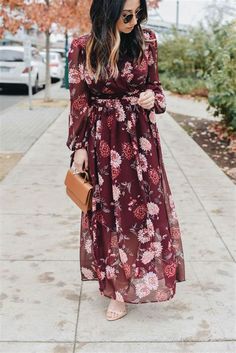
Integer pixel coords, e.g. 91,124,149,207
64,151,93,213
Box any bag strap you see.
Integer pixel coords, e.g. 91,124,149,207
69,151,91,183
70,151,75,168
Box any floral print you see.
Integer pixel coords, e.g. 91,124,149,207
66,27,185,304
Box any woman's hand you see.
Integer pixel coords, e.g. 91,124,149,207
137,89,155,110
73,148,88,173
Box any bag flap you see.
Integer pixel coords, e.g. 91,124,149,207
64,169,93,205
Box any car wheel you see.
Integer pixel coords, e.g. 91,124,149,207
51,77,59,83
32,76,39,94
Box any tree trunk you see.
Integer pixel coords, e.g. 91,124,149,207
44,30,51,102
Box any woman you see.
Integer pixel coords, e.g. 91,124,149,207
66,0,186,321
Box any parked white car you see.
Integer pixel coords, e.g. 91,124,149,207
0,46,46,93
40,51,64,82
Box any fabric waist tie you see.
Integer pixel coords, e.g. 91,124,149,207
90,92,142,104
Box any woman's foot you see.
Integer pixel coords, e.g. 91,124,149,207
106,298,127,321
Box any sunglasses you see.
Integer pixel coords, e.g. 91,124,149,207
121,8,143,24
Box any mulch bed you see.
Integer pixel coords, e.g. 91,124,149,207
169,112,236,185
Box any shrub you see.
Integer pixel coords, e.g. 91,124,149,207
204,22,236,129
160,73,208,96
158,21,236,129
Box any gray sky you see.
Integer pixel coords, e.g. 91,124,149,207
157,0,211,26
156,0,236,27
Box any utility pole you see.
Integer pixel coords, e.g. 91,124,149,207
176,0,179,29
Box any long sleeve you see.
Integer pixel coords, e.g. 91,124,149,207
145,29,166,114
66,38,91,153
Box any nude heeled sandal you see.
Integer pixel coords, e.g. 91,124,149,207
106,300,128,321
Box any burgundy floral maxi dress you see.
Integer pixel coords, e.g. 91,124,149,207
67,27,186,304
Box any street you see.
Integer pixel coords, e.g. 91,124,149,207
0,80,61,112
0,88,26,112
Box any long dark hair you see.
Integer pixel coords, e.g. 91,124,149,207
86,0,148,82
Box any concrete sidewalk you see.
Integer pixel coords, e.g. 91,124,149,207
165,90,219,121
0,82,69,182
0,97,236,352
0,82,69,154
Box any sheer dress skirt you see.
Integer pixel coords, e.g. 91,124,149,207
79,94,185,304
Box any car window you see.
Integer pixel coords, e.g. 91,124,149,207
40,51,64,63
0,50,24,62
